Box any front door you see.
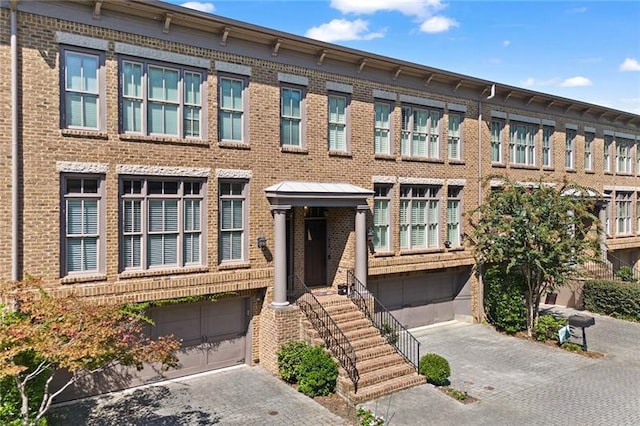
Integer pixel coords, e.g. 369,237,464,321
305,218,327,286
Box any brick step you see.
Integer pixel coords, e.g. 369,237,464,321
340,363,416,390
347,373,427,404
331,310,367,324
323,302,359,317
334,318,373,333
350,334,388,351
354,343,396,361
343,327,381,342
354,353,408,375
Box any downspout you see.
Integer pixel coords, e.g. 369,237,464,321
10,0,19,282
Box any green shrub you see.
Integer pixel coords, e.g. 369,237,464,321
277,340,308,383
533,314,568,342
583,280,640,322
295,346,338,397
418,353,451,386
483,266,527,333
380,322,398,345
356,407,385,426
615,266,638,283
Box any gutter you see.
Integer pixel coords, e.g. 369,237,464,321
10,0,19,281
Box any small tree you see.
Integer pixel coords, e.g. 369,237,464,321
0,278,180,425
469,178,600,336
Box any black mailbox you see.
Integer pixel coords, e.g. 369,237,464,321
568,314,595,329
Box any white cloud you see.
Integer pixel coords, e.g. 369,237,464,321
305,19,385,42
181,1,215,13
502,40,510,47
521,77,561,87
620,58,640,72
560,76,592,87
330,0,445,18
420,16,459,33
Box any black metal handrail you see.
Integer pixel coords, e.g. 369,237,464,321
291,275,359,392
607,252,640,282
580,259,615,281
346,270,420,371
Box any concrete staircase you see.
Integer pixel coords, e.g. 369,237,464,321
301,292,426,404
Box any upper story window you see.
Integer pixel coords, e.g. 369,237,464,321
121,59,204,138
219,180,247,263
401,106,441,159
281,86,304,148
565,129,576,169
446,187,462,247
374,102,392,155
219,76,247,142
62,49,104,131
509,123,537,166
120,178,205,271
616,138,633,174
328,94,349,152
373,185,392,252
604,135,613,173
399,185,440,250
616,191,632,235
584,132,594,171
62,175,105,276
491,120,503,163
448,113,463,160
542,126,553,168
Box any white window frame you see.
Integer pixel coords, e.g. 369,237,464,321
62,48,105,131
374,101,392,156
373,185,392,252
509,123,537,166
542,126,553,168
491,120,503,163
401,106,441,159
218,74,248,143
280,85,305,148
219,180,248,263
616,138,633,174
604,135,613,173
61,174,105,277
616,191,632,236
584,132,594,171
448,113,463,160
119,177,205,272
399,185,440,250
446,186,462,247
605,190,612,236
328,93,349,152
565,129,576,169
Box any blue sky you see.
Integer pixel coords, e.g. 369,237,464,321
169,1,640,114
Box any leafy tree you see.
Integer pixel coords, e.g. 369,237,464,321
0,278,180,426
469,178,601,336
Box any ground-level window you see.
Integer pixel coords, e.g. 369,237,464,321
219,180,247,262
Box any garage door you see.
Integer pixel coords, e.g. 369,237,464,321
53,298,249,401
370,270,470,329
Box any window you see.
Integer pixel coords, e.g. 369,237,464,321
448,113,462,160
121,59,203,138
446,187,461,247
374,102,392,155
219,76,246,142
281,86,303,147
584,132,594,171
604,135,613,173
120,178,204,271
565,129,576,169
373,185,391,252
219,181,247,262
509,123,537,166
616,138,633,174
62,175,104,276
401,106,441,159
62,50,103,130
328,94,348,151
400,185,439,250
542,126,553,167
616,192,632,235
491,120,503,163
604,190,612,236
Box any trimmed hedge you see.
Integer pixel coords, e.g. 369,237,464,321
483,266,527,334
583,280,640,321
277,340,338,397
418,353,451,386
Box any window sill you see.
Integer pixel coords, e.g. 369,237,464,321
218,262,251,270
328,150,352,158
119,266,209,280
374,154,396,161
119,133,209,146
281,146,308,154
372,251,395,257
585,170,595,174
616,172,633,177
400,248,445,255
448,160,465,165
60,274,107,284
491,163,506,168
219,140,251,150
604,172,613,176
400,156,443,163
543,167,555,171
445,246,465,252
509,164,538,170
61,129,109,139
565,169,577,173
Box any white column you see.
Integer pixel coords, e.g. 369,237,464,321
355,205,369,286
270,205,291,307
597,201,608,260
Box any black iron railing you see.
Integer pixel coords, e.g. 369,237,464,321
291,275,359,392
580,259,615,281
607,253,640,282
581,254,640,283
346,270,420,371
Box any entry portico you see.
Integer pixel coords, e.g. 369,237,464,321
265,181,374,307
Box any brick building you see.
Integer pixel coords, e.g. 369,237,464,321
1,0,639,400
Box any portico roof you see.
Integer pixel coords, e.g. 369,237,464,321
264,181,373,207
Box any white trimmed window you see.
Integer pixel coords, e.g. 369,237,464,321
491,120,503,163
400,185,440,250
401,106,441,159
542,126,553,167
565,129,576,169
616,138,633,174
584,132,594,171
328,94,348,151
446,187,461,247
62,49,103,130
509,123,537,166
219,76,247,142
448,113,462,160
373,185,391,252
62,175,104,276
616,192,632,235
605,190,612,236
121,60,204,138
219,181,247,262
604,135,613,173
374,102,392,155
281,86,303,147
120,178,204,271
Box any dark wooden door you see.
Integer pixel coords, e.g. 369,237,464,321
305,219,327,286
